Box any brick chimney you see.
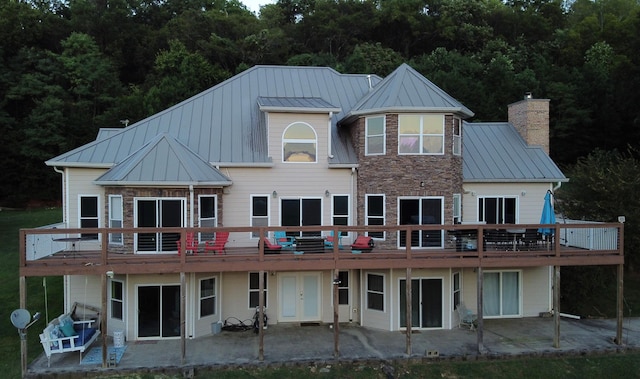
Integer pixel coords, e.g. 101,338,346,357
507,94,550,155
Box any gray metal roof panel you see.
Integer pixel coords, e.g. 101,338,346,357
463,122,566,182
344,64,474,121
94,134,232,186
257,96,340,112
46,65,382,168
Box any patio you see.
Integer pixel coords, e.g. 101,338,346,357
26,317,640,377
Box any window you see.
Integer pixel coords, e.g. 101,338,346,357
453,194,461,224
251,195,269,238
483,271,521,317
365,195,385,239
479,197,517,224
283,122,317,162
338,271,349,305
249,272,268,309
452,272,461,311
199,195,217,241
367,273,384,311
398,114,444,155
453,118,461,155
79,195,99,239
332,195,349,237
108,195,123,244
398,197,443,248
110,280,123,320
135,198,184,252
365,116,385,155
199,277,216,318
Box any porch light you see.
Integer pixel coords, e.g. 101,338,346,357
272,191,277,198
325,190,330,197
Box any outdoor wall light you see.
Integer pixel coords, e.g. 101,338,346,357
618,216,626,223
420,181,425,187
325,190,330,197
521,190,527,196
471,191,477,197
106,271,114,279
272,191,277,198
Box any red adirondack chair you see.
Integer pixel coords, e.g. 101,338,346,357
176,232,199,255
204,232,229,254
351,235,374,253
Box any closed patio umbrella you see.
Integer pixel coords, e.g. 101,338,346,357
538,190,556,236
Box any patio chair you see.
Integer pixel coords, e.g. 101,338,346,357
204,232,229,254
351,235,374,253
324,230,344,249
521,228,541,249
176,232,198,255
259,237,282,254
273,231,295,250
456,303,477,331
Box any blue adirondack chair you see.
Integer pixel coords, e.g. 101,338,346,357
273,231,295,250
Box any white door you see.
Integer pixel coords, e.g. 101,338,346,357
279,272,321,322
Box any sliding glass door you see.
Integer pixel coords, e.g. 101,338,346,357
136,198,185,252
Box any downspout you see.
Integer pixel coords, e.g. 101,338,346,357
328,112,334,159
53,167,67,224
189,185,194,228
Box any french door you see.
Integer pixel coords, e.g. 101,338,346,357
281,198,321,236
137,285,180,338
398,197,443,248
399,278,443,328
136,198,184,252
279,272,321,322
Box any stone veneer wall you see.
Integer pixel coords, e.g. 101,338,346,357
507,98,550,154
350,114,463,248
103,187,223,253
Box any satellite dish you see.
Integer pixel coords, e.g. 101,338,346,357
10,309,31,329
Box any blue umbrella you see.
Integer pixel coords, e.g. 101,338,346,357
538,191,556,236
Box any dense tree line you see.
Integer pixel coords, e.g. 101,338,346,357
1,0,639,206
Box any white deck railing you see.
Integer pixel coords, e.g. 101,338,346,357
25,222,68,261
558,218,619,250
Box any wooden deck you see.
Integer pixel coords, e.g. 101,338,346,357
19,223,624,277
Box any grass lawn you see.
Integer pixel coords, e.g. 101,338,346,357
2,208,638,379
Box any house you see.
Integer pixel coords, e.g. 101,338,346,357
28,64,622,351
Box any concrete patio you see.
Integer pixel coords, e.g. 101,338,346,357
27,317,640,378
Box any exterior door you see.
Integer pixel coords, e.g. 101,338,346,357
281,198,322,236
279,272,321,322
398,198,443,248
136,198,184,252
399,278,443,328
137,285,180,338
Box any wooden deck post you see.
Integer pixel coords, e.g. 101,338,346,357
553,265,560,348
333,269,340,358
616,264,624,344
181,272,186,364
405,267,412,355
476,266,484,354
101,273,108,367
258,270,265,361
20,276,27,378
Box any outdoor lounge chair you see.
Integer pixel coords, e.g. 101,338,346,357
260,237,282,254
273,231,295,250
351,235,374,253
204,232,229,254
176,232,199,255
324,230,343,249
456,303,477,330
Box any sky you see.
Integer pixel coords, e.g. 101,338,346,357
241,0,276,14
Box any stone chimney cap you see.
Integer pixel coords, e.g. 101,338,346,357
525,92,533,99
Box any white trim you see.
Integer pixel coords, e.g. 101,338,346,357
398,275,445,330
108,195,123,245
398,114,445,155
366,272,385,312
396,196,445,249
250,194,270,239
365,194,386,240
282,122,318,163
482,270,523,318
365,115,386,156
198,276,217,319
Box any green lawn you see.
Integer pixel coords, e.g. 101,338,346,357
2,208,638,379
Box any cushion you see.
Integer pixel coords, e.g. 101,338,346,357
60,320,77,337
75,327,96,345
48,325,61,349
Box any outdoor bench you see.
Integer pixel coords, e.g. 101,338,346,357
38,312,100,366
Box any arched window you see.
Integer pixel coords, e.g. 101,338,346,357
282,122,317,162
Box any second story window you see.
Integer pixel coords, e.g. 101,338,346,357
283,122,317,163
79,195,99,240
365,116,385,155
453,118,461,156
398,114,444,155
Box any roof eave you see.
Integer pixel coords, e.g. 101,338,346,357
463,178,569,183
93,180,233,187
260,106,342,113
339,106,475,125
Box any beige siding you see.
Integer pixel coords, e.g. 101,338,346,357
66,275,102,313
462,183,554,223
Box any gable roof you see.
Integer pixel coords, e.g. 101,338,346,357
46,66,383,168
463,122,566,182
341,63,474,124
94,134,232,186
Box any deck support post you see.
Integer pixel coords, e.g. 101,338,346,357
476,266,484,354
258,270,265,361
333,269,340,358
181,272,186,364
553,265,560,348
616,264,624,344
405,267,412,355
20,276,27,378
101,272,108,367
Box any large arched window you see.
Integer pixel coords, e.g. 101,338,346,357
282,122,317,162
